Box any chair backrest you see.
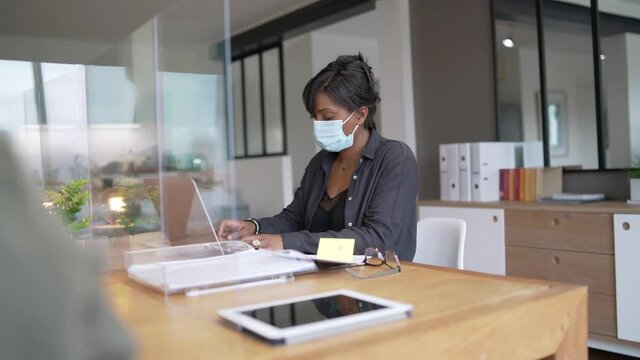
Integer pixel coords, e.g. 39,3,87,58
413,217,466,270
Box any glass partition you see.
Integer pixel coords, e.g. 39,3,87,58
0,0,236,270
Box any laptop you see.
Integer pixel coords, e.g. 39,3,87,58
143,176,224,246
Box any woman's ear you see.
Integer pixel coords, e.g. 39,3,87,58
356,107,369,125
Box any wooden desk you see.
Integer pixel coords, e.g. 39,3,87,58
106,263,587,359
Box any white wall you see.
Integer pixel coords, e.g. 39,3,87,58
283,34,316,189
310,32,379,74
232,155,293,218
375,0,416,155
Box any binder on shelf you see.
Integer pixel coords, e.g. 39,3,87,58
471,174,482,202
471,142,516,202
458,143,472,201
446,144,460,201
440,172,449,201
439,144,449,201
439,144,448,172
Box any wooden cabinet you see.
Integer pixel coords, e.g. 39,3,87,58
505,210,617,339
614,214,640,343
418,200,640,357
506,246,615,296
419,206,505,275
505,210,613,254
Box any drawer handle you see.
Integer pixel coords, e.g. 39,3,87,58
492,216,498,223
622,222,631,231
552,256,560,265
551,218,560,227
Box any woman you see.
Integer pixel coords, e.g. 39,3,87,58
218,54,418,260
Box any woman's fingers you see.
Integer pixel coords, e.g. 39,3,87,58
217,219,242,238
218,219,257,240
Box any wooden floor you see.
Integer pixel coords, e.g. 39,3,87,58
589,348,638,359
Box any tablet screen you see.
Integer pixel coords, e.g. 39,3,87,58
241,295,387,329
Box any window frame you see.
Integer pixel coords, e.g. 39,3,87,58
230,43,287,159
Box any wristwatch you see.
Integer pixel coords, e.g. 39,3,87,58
245,217,261,235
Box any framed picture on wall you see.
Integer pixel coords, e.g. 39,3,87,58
536,90,568,158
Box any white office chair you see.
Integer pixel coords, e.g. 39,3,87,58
413,218,466,270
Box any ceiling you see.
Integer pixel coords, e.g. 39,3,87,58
0,0,319,56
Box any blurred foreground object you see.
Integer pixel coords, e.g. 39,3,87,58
0,132,135,360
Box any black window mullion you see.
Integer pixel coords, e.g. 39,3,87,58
536,0,551,167
258,51,267,155
590,0,606,169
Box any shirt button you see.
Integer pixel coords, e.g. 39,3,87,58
353,175,358,180
348,222,353,227
348,196,352,201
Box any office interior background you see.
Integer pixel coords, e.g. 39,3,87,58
3,0,638,237
1,0,640,356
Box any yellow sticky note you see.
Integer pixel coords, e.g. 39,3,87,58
316,238,355,263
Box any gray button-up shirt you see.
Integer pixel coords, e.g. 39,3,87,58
259,130,418,260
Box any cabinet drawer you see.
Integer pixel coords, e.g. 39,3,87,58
590,293,617,337
506,246,615,296
505,210,613,254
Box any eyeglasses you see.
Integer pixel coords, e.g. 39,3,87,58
345,248,401,279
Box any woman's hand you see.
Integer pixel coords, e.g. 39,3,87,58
241,234,284,251
217,219,256,240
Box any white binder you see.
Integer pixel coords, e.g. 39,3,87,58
446,144,460,201
439,144,449,201
470,142,516,202
440,172,449,201
458,143,472,202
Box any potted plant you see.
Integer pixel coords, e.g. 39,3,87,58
44,178,91,237
630,161,640,203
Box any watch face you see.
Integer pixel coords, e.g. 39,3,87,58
241,295,386,329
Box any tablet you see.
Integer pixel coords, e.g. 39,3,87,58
218,289,412,345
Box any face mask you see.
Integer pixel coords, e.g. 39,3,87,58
313,112,359,152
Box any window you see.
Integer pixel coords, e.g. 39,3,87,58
231,44,287,158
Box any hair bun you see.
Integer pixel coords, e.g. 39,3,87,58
302,53,380,131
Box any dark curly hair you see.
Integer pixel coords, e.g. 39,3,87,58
302,53,380,130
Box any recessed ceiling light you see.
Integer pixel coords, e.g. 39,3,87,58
502,38,515,48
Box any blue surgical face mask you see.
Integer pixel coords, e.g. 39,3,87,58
313,112,359,152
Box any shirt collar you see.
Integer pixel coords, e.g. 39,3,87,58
321,129,382,173
362,129,381,160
